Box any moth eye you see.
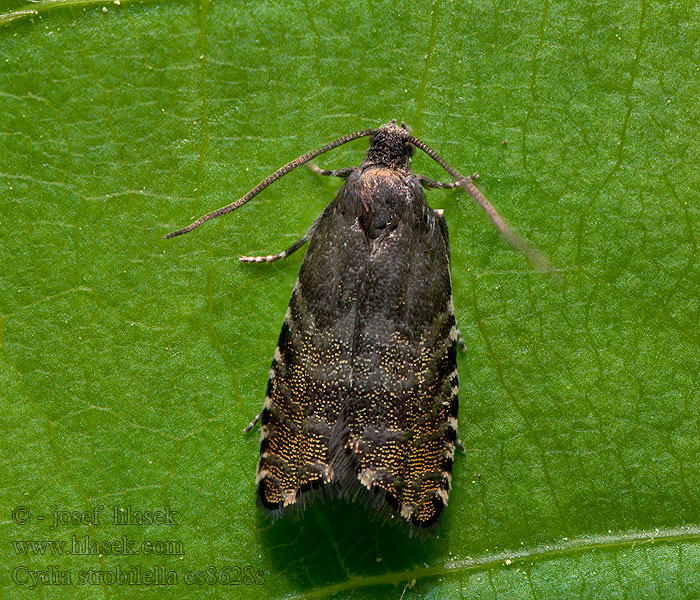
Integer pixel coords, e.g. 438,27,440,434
406,142,415,157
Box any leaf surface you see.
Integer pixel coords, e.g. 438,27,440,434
1,1,699,598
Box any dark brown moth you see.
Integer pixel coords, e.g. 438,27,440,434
165,120,550,532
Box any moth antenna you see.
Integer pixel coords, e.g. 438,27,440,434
164,128,377,239
408,135,558,278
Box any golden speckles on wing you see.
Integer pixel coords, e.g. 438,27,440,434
256,323,350,511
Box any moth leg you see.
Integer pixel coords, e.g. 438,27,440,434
455,328,466,352
307,163,356,178
418,175,458,190
243,410,263,434
239,228,313,263
418,172,480,190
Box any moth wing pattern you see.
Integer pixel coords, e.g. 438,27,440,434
256,166,458,531
255,198,362,514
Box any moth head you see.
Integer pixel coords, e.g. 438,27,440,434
364,119,415,170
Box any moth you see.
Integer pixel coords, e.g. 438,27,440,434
165,120,548,532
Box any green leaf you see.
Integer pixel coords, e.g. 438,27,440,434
1,0,699,598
